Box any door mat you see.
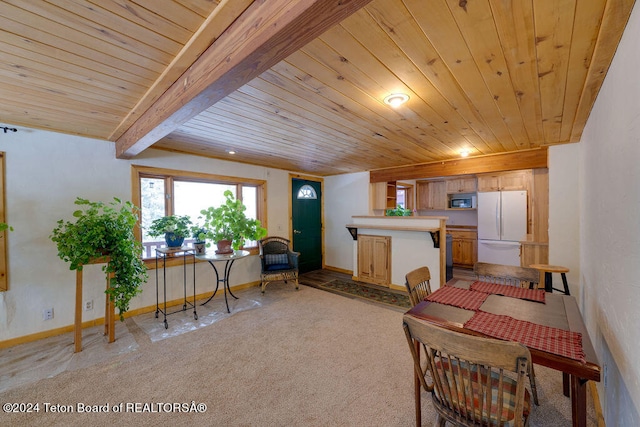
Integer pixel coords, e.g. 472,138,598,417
309,279,411,309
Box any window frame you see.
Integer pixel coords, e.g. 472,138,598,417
396,182,414,211
132,165,267,268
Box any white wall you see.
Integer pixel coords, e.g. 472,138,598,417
323,172,369,271
548,144,581,298
0,129,290,342
576,1,640,424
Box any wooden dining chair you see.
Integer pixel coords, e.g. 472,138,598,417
404,266,432,307
473,262,540,289
403,315,532,427
472,262,540,406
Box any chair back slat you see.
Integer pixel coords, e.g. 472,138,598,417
403,315,531,427
474,262,540,289
405,266,432,306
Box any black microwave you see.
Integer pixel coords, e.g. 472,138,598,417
449,196,476,209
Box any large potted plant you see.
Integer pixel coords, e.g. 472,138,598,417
200,190,267,254
50,197,148,319
146,215,192,248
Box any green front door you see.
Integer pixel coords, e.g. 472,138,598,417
291,178,322,273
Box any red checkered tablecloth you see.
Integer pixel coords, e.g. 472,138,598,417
425,286,488,311
464,311,585,362
470,281,546,303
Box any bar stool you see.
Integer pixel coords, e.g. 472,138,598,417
529,264,570,295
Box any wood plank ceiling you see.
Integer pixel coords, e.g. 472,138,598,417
0,0,636,176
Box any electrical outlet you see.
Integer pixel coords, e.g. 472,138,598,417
84,300,93,311
42,308,53,321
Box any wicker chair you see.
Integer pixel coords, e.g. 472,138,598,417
403,315,532,427
259,236,300,293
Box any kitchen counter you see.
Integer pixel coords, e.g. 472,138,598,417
446,224,477,231
348,215,448,288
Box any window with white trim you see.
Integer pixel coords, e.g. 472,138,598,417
133,166,266,260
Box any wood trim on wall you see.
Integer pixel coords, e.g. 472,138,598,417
0,153,6,291
370,147,548,183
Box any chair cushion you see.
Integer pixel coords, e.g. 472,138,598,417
434,359,530,426
265,263,291,271
264,253,288,265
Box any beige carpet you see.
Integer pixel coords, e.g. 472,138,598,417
0,283,595,426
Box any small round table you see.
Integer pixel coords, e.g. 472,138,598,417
196,250,250,313
529,264,570,295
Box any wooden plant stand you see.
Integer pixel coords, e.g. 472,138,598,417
74,257,115,353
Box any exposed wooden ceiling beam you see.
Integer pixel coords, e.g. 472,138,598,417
369,147,548,182
108,0,254,142
115,0,374,159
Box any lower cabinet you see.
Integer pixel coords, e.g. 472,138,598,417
449,230,477,268
357,235,391,286
520,241,549,267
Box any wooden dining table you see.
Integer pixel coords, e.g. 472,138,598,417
405,278,600,427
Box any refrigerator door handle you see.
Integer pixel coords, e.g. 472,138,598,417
495,196,500,237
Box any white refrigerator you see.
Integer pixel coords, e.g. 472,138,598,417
477,190,527,267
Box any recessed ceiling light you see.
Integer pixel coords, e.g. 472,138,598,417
383,93,409,108
228,150,236,155
460,150,470,157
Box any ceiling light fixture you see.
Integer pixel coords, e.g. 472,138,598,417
228,150,236,155
460,150,470,158
383,93,409,108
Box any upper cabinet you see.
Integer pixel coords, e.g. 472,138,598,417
418,176,476,210
416,180,446,210
445,177,477,193
370,181,397,211
477,170,529,192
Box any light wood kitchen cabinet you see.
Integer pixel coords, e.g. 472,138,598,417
416,180,447,209
531,168,549,242
520,237,549,267
448,229,477,268
370,181,397,211
357,234,391,286
446,176,477,193
477,170,529,192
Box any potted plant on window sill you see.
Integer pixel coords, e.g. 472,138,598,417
191,225,208,255
50,197,148,319
147,215,193,248
386,205,412,216
199,190,267,254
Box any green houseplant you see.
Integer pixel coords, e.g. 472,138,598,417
147,215,192,248
199,190,267,253
50,197,148,319
191,225,208,254
386,205,412,216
